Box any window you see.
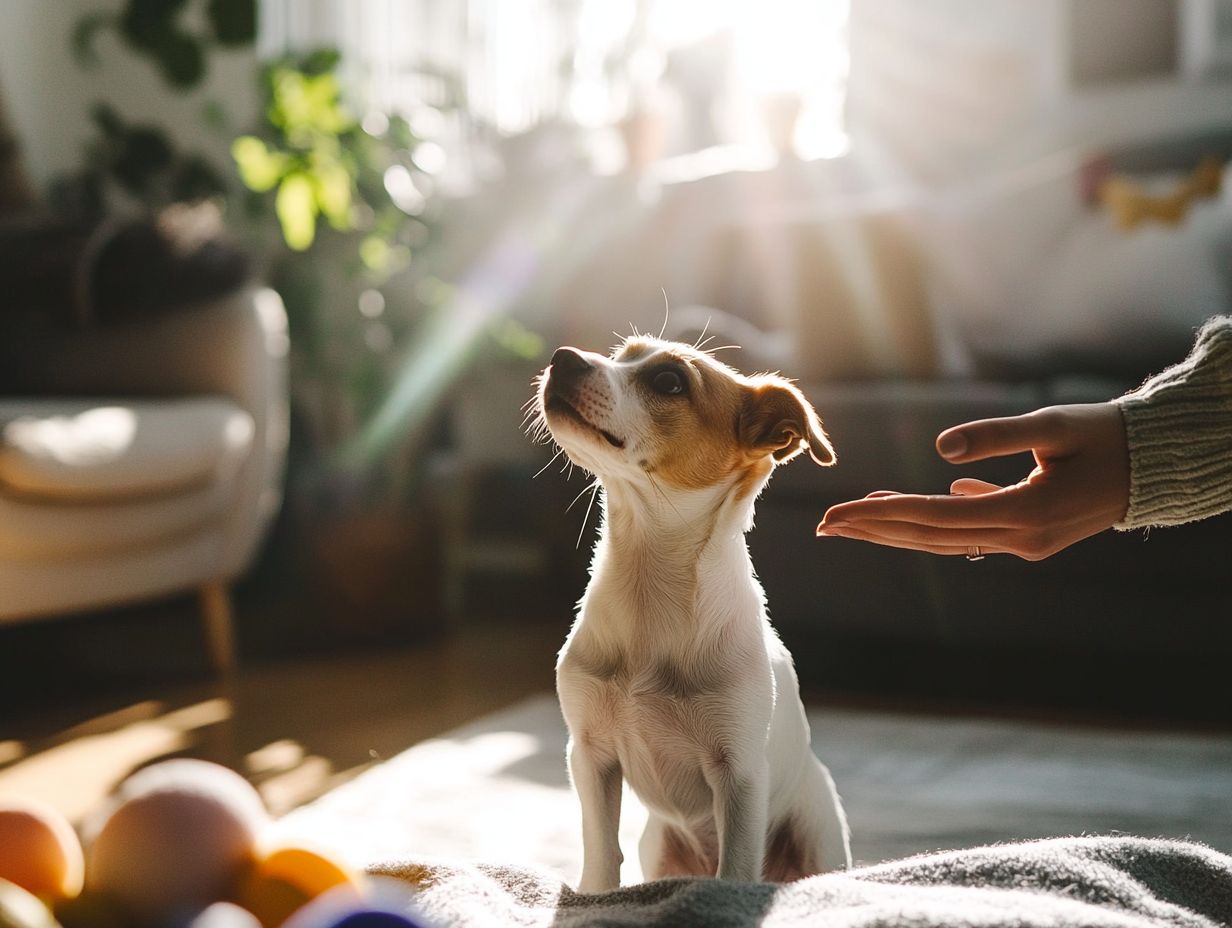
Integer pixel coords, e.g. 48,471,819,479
260,0,850,185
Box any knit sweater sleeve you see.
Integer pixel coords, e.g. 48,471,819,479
1112,316,1232,530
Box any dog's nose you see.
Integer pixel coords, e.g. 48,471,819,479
550,347,593,387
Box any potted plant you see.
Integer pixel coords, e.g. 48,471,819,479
57,0,479,647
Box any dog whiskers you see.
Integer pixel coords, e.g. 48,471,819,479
523,410,552,446
576,479,601,550
691,317,713,351
533,448,566,480
565,479,597,512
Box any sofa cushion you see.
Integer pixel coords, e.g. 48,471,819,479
0,480,232,560
0,398,253,501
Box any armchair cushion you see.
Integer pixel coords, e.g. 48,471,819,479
0,397,253,501
0,480,231,559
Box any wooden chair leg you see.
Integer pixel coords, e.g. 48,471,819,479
199,580,237,676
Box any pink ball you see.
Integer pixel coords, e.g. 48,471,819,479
85,761,268,924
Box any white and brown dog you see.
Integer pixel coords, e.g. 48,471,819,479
533,335,851,891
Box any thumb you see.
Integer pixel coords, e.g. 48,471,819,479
937,410,1067,463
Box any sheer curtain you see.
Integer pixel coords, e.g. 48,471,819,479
258,0,850,181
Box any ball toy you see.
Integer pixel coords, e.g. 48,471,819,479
0,879,61,928
296,912,428,928
282,880,435,928
0,799,84,902
183,902,262,928
84,760,268,925
234,844,361,928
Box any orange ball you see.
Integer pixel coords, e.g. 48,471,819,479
0,800,84,901
256,846,359,900
233,873,312,928
234,845,361,928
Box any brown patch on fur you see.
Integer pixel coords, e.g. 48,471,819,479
763,819,813,882
636,351,751,490
658,826,716,878
732,458,775,503
625,343,833,490
614,338,653,362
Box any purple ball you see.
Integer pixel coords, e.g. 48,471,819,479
324,914,429,928
282,882,436,928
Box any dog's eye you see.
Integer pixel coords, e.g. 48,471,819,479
651,369,686,395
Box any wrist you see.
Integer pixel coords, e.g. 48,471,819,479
1113,318,1232,529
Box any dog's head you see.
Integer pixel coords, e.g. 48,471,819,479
532,336,833,492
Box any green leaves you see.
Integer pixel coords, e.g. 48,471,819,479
230,58,365,251
275,173,318,251
120,0,203,88
53,103,229,220
71,12,117,68
314,161,353,229
71,0,256,90
267,68,354,141
206,0,256,46
231,136,288,192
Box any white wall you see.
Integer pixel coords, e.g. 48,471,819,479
847,0,1232,183
0,0,258,195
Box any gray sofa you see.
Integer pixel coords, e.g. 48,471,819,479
749,373,1232,715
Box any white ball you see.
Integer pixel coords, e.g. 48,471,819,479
184,901,263,928
85,760,269,924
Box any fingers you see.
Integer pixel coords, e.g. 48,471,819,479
817,517,1011,550
815,521,997,557
937,409,1069,464
819,489,1025,530
950,478,1001,496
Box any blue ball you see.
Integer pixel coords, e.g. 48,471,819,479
282,883,436,928
326,914,428,928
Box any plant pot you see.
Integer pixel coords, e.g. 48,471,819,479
302,503,446,645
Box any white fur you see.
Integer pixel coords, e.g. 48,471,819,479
537,341,851,891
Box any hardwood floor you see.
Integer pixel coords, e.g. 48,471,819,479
0,618,565,825
4,601,1228,838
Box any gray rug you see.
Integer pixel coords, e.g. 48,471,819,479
370,837,1232,927
278,694,1232,884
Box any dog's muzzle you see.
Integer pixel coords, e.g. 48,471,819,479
544,347,625,449
548,347,593,392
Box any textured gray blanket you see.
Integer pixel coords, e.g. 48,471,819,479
370,836,1232,927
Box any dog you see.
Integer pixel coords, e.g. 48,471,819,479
532,335,851,891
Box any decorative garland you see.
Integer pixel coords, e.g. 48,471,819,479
1099,156,1225,230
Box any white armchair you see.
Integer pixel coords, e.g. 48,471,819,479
0,286,288,673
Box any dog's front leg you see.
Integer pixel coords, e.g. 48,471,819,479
708,759,769,882
569,738,624,892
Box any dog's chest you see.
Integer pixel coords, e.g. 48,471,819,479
559,634,769,818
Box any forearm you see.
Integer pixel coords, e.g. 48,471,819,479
1113,316,1232,529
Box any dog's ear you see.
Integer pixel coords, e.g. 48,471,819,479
739,380,835,466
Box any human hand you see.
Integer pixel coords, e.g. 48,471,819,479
816,403,1130,561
